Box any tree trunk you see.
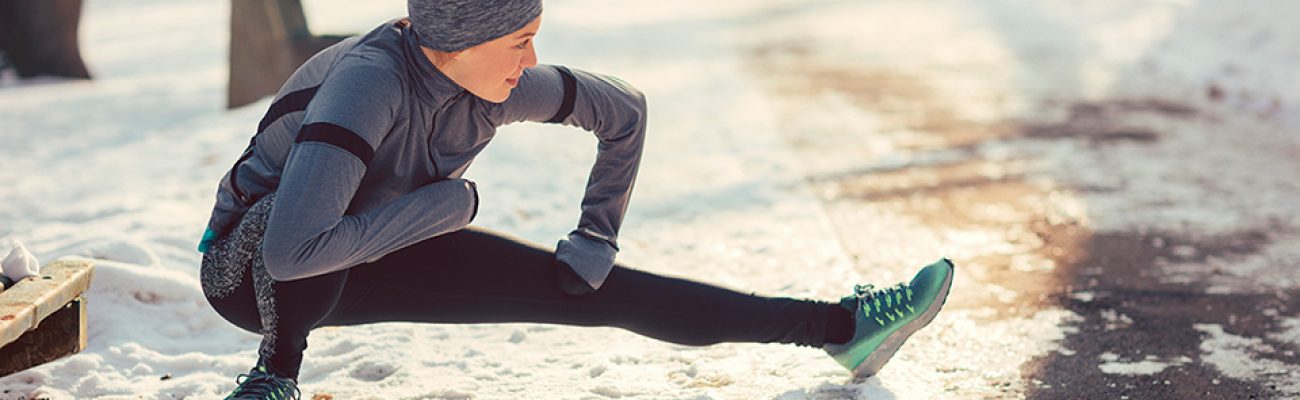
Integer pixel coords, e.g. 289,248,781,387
227,0,345,109
0,0,91,79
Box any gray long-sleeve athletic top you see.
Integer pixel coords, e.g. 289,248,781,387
199,18,646,290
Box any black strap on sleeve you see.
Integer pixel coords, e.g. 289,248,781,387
546,66,577,123
295,122,376,166
257,85,320,133
230,84,322,204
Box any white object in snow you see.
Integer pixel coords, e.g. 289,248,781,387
2,240,42,283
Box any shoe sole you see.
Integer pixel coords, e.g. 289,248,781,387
851,258,955,378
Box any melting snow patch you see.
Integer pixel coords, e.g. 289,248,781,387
1097,353,1190,375
1270,318,1300,345
1195,324,1300,395
1100,309,1134,330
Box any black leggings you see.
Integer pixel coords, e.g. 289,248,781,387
201,198,843,379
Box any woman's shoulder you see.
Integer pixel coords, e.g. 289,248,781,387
333,20,412,71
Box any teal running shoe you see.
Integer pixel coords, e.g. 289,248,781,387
224,364,301,400
823,258,955,378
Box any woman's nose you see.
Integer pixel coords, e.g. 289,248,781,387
522,44,538,69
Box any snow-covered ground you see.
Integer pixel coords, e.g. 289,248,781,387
732,1,1300,398
1,0,1297,398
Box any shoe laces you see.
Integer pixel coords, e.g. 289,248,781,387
226,365,301,400
853,283,915,326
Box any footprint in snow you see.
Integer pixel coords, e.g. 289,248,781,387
348,360,397,381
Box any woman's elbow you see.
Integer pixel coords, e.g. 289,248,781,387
260,234,327,282
615,86,649,138
260,249,307,282
625,86,647,121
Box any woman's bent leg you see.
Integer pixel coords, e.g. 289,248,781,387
327,226,846,347
201,193,352,380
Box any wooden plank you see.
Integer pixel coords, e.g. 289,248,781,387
0,259,94,350
0,297,85,377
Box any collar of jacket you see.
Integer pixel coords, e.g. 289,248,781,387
400,20,469,108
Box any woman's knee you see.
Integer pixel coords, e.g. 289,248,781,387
205,294,263,334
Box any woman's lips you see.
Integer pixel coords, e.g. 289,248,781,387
506,77,519,86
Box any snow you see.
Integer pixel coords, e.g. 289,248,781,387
1,240,41,282
1273,318,1300,345
1196,324,1300,395
2,0,1299,398
1097,353,1191,375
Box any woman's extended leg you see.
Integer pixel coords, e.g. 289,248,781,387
204,194,850,381
324,226,852,347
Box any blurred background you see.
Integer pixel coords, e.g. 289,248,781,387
1,0,1297,398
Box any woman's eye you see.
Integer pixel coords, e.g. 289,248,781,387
515,40,530,49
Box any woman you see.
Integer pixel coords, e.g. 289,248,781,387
198,1,955,398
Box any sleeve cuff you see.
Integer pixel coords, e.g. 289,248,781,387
465,179,480,223
555,231,618,290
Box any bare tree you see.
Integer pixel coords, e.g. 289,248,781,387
0,0,91,79
228,0,346,109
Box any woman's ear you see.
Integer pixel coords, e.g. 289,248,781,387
449,46,473,60
422,46,465,67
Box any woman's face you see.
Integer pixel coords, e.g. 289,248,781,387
426,16,541,103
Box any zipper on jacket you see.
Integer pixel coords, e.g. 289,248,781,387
427,90,468,179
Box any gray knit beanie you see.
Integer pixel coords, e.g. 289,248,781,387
408,0,543,52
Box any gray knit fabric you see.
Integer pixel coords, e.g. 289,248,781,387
200,193,282,359
408,0,543,52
